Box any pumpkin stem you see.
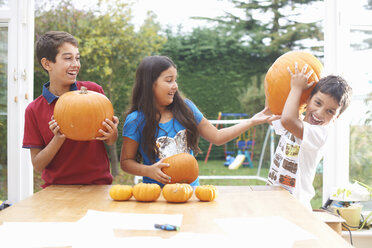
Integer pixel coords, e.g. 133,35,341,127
80,86,88,94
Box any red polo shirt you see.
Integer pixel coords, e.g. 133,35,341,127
23,81,113,188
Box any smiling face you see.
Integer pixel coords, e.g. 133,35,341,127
45,42,80,88
304,91,341,126
152,66,178,109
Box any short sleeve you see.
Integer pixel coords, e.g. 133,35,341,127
272,119,286,135
185,99,203,124
301,122,329,151
122,111,144,142
23,104,45,148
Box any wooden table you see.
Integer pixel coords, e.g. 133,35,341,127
0,185,352,247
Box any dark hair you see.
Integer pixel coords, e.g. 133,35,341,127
310,75,353,115
126,55,200,163
36,31,78,70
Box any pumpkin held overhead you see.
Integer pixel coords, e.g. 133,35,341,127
264,51,323,115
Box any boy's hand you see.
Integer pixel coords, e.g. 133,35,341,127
48,116,66,140
287,62,315,91
96,116,119,144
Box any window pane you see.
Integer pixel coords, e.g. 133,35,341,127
348,0,372,209
0,0,8,9
0,25,8,201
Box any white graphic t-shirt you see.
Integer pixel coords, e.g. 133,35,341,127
267,120,330,210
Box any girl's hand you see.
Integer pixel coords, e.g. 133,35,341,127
287,62,315,91
96,116,119,142
148,158,172,184
251,107,280,125
48,116,66,140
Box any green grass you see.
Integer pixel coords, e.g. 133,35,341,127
198,159,268,186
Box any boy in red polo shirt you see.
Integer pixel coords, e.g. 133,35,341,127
23,31,118,188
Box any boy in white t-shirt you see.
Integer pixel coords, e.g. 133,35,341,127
267,63,352,210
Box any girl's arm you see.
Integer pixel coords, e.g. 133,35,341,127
198,107,278,146
120,137,171,184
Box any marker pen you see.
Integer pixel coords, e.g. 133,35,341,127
154,224,180,231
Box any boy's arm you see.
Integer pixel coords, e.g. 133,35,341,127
281,63,314,139
30,119,66,172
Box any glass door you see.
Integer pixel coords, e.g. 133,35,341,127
347,0,372,194
0,24,7,201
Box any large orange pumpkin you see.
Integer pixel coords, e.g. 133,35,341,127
162,183,193,203
162,153,199,184
264,51,323,115
132,183,161,202
53,86,114,141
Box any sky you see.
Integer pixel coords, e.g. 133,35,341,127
73,0,328,32
74,0,238,32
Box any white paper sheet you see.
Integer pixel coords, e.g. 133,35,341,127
214,216,317,248
77,209,183,230
0,222,78,247
0,212,317,248
0,210,183,248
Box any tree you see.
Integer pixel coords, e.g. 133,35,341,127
197,0,323,76
161,27,257,118
34,0,166,175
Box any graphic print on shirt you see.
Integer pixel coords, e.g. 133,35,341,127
267,130,300,194
156,130,189,159
282,159,298,174
268,167,278,181
273,153,283,168
284,133,300,157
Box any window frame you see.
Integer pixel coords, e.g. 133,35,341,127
5,0,34,203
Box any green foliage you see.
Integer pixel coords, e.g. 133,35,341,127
35,0,166,119
161,27,260,119
198,0,323,65
0,28,7,200
350,125,372,186
238,78,265,115
34,0,167,166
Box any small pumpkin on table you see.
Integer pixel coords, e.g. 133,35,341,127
195,185,218,202
132,183,161,202
109,185,133,201
162,183,193,203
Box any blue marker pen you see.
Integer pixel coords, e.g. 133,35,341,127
154,224,180,231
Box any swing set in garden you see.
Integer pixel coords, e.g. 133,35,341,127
200,112,275,183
